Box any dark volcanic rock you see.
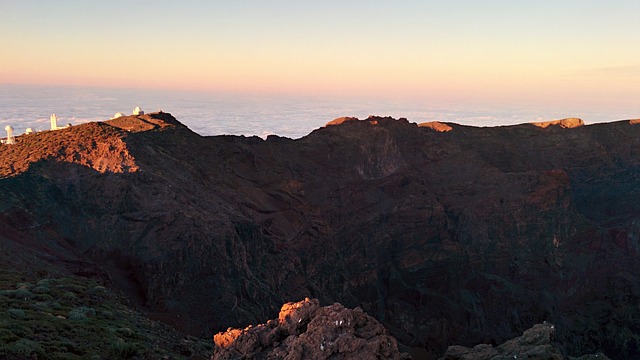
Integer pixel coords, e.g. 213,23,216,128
1,112,640,359
441,322,610,360
212,298,410,359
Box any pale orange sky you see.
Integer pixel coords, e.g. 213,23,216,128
1,1,639,114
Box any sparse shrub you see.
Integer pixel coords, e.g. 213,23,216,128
91,285,106,293
50,301,63,310
31,321,58,335
8,338,45,358
31,301,50,311
101,309,115,319
114,327,135,337
49,352,83,360
16,282,33,290
7,308,25,319
48,339,78,354
108,341,142,359
62,291,77,301
34,293,53,301
68,306,96,321
0,328,19,343
56,283,85,293
32,285,49,294
13,288,34,299
68,312,88,321
37,278,53,287
89,285,108,300
4,322,33,337
0,289,16,297
76,306,96,317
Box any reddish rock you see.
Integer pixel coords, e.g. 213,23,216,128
212,298,410,359
213,328,244,350
531,117,584,128
0,121,139,177
418,121,453,132
278,297,322,334
326,116,359,126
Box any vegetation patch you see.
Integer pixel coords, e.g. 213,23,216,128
0,272,212,359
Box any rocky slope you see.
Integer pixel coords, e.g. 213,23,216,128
441,322,610,360
1,112,639,359
0,238,212,359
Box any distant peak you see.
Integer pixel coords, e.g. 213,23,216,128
105,111,182,133
531,118,584,129
325,116,359,126
325,116,411,128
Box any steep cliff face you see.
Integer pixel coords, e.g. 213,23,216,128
1,113,639,358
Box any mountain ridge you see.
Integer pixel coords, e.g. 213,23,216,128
1,112,639,359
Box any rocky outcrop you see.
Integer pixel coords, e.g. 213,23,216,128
442,322,610,360
418,121,453,132
1,113,639,359
212,298,409,359
326,116,359,126
531,117,584,128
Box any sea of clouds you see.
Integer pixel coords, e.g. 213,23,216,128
0,84,634,139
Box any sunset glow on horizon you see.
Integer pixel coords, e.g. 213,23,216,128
1,1,638,116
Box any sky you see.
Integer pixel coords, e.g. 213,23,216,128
0,0,639,115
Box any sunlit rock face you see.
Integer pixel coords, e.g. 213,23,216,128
531,117,584,128
326,116,359,126
212,298,410,360
418,121,453,132
0,121,138,177
1,113,639,359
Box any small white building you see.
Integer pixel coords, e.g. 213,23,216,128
133,107,144,115
5,125,15,144
25,128,34,134
50,114,59,130
112,112,125,119
50,114,71,130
